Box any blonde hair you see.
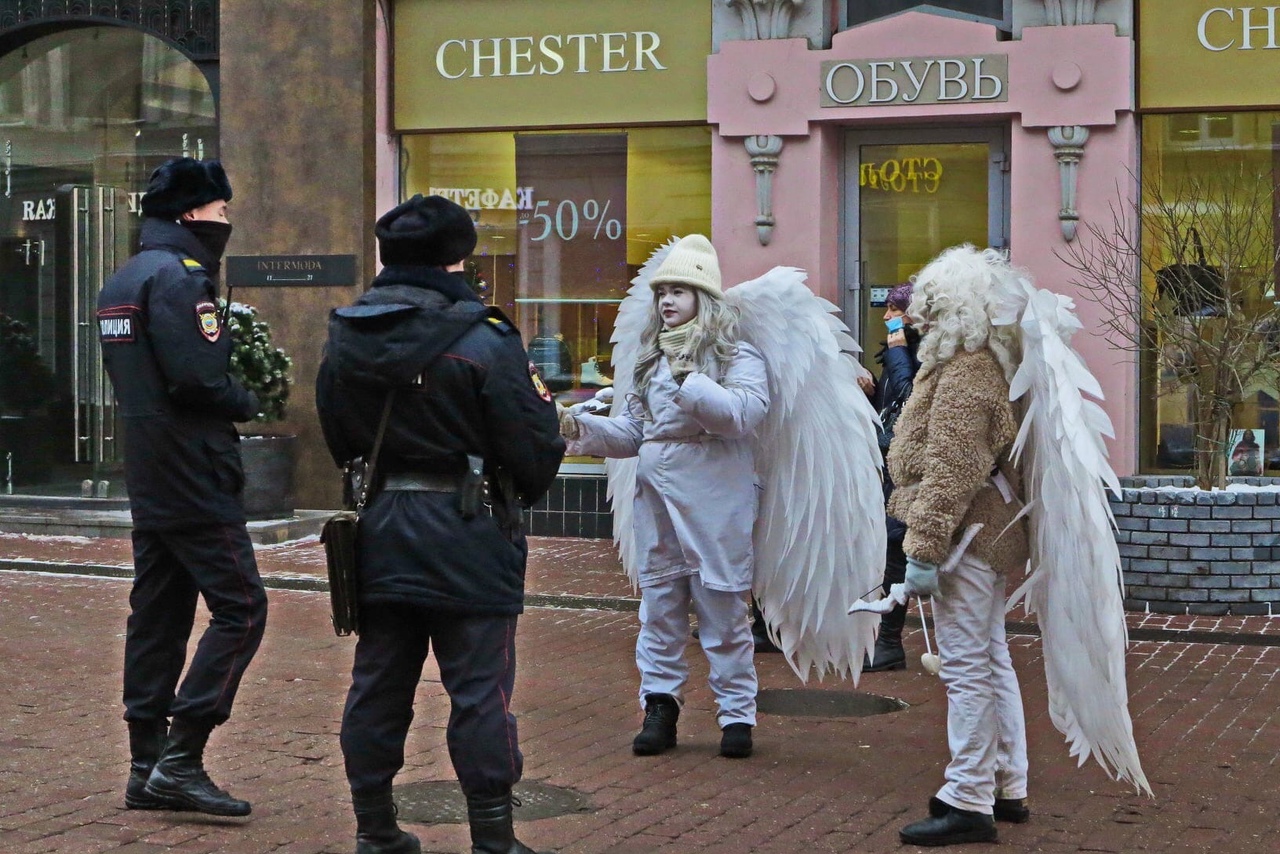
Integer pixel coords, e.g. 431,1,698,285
909,244,1021,382
631,290,740,411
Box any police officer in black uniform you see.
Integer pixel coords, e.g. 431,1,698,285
316,195,564,854
97,158,267,818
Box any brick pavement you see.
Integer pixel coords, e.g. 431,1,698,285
1,536,1280,852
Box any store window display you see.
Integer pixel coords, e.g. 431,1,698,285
1140,111,1280,474
400,127,711,463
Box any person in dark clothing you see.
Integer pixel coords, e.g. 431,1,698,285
316,194,565,854
97,158,266,818
862,282,922,673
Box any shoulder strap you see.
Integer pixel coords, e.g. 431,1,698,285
356,391,396,511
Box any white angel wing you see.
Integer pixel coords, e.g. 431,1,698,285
729,267,886,683
996,276,1152,795
603,239,676,588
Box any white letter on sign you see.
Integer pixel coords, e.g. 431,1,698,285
868,61,900,103
900,59,935,103
937,58,968,101
1198,8,1235,51
972,57,1003,100
825,62,864,104
436,39,467,79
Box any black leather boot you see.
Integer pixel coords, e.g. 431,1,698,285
931,794,1030,824
353,790,420,854
901,801,997,846
719,723,753,758
125,720,179,810
862,605,907,672
750,599,781,654
466,792,548,854
632,693,679,756
143,717,251,816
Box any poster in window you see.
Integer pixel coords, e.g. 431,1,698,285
1227,428,1265,477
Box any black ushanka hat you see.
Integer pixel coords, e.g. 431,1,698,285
375,194,477,267
140,158,233,219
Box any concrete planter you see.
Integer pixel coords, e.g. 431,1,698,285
240,434,298,521
1111,476,1280,616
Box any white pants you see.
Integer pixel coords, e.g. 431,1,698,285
635,574,757,727
932,554,1029,814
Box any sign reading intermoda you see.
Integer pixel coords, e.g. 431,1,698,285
393,0,711,131
1140,1,1280,109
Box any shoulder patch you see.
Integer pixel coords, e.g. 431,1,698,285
486,315,515,334
182,257,205,273
195,301,221,342
97,306,140,344
528,361,553,403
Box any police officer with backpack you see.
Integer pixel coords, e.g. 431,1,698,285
97,158,267,818
316,194,564,854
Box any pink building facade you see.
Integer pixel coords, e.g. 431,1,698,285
707,2,1139,472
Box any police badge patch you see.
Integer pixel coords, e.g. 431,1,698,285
528,361,553,403
195,301,220,342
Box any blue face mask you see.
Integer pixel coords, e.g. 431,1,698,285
885,316,904,332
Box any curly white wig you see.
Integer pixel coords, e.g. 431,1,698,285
909,244,1022,382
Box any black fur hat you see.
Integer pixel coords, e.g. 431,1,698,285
376,194,477,267
140,158,233,219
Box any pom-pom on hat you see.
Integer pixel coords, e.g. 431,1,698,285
376,194,477,267
650,234,722,297
140,158,233,219
886,283,913,312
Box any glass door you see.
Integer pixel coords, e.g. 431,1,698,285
842,127,1009,369
0,26,218,497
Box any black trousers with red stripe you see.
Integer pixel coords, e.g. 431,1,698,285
341,603,523,798
123,523,268,726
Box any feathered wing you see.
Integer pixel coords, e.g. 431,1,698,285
603,239,675,587
995,278,1152,795
729,267,886,683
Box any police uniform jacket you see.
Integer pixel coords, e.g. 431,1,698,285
316,265,564,617
97,218,258,530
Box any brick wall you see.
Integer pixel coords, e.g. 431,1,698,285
1112,476,1280,616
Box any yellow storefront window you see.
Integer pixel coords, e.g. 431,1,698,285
1140,111,1280,473
400,126,712,463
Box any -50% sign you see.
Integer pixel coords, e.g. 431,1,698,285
526,198,623,242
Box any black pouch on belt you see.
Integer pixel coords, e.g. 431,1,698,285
459,454,485,519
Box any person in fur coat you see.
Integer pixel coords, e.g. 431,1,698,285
559,234,769,760
889,245,1032,847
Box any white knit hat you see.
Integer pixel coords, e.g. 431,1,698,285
650,234,722,297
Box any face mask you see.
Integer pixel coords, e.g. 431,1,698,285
183,219,233,263
885,315,904,333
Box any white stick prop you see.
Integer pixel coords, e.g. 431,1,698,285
918,598,942,676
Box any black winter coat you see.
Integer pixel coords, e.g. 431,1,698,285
873,326,921,542
315,266,565,616
97,219,258,530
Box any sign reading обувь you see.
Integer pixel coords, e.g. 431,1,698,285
821,55,1008,108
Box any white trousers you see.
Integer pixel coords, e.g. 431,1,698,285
635,574,758,727
932,554,1029,814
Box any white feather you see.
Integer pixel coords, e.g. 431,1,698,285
728,267,886,683
997,275,1152,795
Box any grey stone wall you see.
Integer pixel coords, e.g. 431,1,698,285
1111,477,1280,616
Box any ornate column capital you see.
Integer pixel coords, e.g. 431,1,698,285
744,135,785,246
1043,0,1098,26
1048,125,1090,241
723,0,804,40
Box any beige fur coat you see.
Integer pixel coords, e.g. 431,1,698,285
887,347,1029,575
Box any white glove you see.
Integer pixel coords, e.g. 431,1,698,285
903,556,941,599
557,405,581,441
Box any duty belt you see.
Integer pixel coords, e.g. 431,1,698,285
383,472,464,492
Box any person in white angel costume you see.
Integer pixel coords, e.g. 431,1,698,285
559,234,888,761
886,244,1151,846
